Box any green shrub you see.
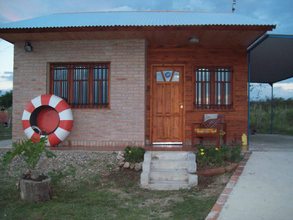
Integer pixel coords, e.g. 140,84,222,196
230,146,242,162
197,145,242,168
124,146,145,163
2,138,56,171
220,145,242,162
286,109,293,122
250,99,293,135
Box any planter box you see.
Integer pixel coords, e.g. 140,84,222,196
197,163,238,177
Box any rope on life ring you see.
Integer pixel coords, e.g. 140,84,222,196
21,94,73,146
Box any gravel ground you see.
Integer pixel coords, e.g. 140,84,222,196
0,149,119,184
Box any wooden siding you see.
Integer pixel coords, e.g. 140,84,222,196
146,46,248,145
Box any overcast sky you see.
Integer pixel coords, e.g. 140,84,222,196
0,0,292,99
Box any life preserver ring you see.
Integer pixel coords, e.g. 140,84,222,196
22,94,73,146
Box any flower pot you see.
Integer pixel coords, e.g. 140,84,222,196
19,177,51,202
197,162,239,177
197,167,226,177
225,163,238,173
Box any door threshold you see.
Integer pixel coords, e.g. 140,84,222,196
152,142,183,147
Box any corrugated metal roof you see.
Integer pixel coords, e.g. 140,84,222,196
0,11,274,29
249,34,293,83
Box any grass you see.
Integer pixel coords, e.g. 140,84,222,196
0,124,11,141
250,99,293,135
0,165,224,220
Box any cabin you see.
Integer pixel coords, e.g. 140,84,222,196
0,11,275,150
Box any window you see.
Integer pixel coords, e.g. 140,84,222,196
156,70,180,82
195,67,232,109
50,63,109,108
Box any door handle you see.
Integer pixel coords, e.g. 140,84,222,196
179,104,184,109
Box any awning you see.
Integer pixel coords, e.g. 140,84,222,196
248,34,293,84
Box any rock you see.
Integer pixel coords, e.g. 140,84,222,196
0,150,121,185
134,162,142,171
118,158,125,164
116,151,125,160
130,163,135,169
118,161,125,167
123,162,130,168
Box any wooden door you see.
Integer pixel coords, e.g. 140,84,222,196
152,66,184,142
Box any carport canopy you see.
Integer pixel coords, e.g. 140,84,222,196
248,34,293,84
248,34,293,136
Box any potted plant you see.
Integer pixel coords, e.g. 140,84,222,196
196,145,242,176
2,137,56,202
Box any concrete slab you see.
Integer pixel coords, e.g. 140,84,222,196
250,134,293,151
218,151,293,220
0,139,12,148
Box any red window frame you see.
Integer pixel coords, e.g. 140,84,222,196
195,67,233,109
50,63,110,108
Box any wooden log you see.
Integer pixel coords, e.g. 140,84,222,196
19,177,52,202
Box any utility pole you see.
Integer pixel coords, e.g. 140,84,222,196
232,0,236,13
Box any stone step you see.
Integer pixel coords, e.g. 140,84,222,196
150,170,188,182
151,160,189,170
148,180,190,190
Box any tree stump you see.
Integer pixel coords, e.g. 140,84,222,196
19,177,51,202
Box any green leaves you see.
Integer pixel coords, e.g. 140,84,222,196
2,137,56,171
197,145,242,168
124,146,145,163
0,91,12,109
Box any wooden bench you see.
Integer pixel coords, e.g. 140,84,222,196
192,114,226,146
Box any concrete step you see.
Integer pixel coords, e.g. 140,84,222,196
151,160,189,170
151,151,188,160
140,151,198,190
150,170,188,182
148,180,190,190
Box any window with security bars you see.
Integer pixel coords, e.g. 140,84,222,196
195,67,232,109
50,63,109,108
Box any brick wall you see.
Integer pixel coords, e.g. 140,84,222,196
13,39,146,147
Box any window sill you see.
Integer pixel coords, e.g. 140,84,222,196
193,104,234,112
70,104,110,109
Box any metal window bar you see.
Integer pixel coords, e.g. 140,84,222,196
52,63,109,108
215,68,232,106
195,68,211,107
53,67,68,101
195,67,232,109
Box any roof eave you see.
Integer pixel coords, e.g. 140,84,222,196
0,24,276,34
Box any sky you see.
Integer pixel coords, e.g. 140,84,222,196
0,0,292,100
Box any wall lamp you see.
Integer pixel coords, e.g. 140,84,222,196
189,36,199,44
24,41,33,52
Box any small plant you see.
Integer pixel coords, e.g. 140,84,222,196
197,145,242,168
124,146,145,163
2,137,56,179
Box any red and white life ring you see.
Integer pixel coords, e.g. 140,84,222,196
22,94,73,146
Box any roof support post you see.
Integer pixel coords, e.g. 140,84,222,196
247,52,251,148
269,83,274,134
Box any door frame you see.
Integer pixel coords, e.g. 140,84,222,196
150,64,185,144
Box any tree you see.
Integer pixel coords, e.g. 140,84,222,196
0,91,12,109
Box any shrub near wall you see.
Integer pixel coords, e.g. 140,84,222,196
124,146,145,163
197,145,242,169
117,146,145,171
